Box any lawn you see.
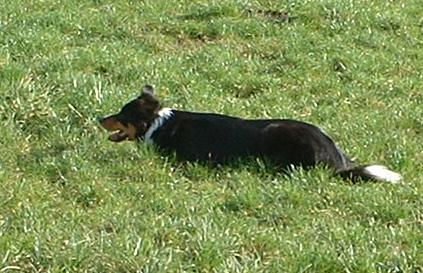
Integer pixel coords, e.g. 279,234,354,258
1,0,422,272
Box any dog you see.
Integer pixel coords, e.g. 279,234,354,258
99,85,401,183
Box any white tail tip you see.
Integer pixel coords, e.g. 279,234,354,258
363,165,402,183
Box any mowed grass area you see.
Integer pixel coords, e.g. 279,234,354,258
1,0,423,272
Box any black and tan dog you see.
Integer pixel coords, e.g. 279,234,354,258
99,85,401,183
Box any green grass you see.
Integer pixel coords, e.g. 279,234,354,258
1,0,423,272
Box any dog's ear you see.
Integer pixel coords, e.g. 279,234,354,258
138,85,160,114
142,84,155,96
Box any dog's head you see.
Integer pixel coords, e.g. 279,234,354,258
99,85,161,142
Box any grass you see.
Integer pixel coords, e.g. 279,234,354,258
1,0,423,272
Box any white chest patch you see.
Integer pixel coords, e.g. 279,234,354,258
144,108,174,145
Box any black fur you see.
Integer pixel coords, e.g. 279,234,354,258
152,111,347,168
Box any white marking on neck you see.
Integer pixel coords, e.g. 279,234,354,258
144,108,173,145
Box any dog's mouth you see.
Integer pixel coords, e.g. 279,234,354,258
99,115,139,142
108,130,128,142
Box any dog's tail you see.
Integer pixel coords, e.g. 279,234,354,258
337,164,402,183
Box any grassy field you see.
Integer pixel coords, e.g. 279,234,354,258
1,0,423,272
